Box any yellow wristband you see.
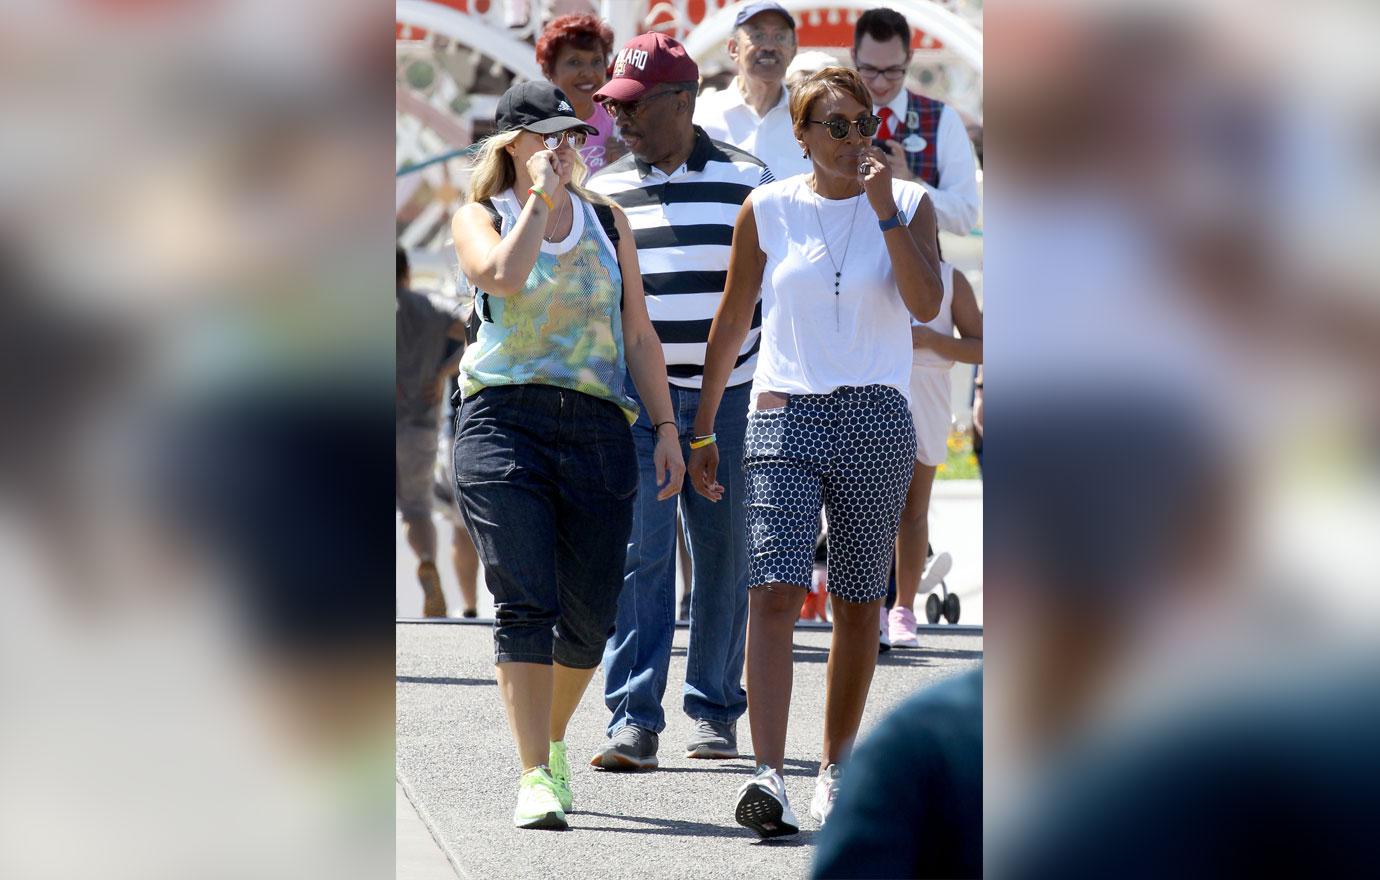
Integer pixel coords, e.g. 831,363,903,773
528,187,554,211
689,434,716,449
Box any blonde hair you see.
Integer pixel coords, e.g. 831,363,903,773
467,128,610,207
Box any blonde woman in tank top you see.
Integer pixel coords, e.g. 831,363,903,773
687,67,944,837
450,82,683,831
889,239,983,649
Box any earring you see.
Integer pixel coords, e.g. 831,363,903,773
801,149,808,158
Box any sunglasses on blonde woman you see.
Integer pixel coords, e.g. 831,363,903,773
539,131,588,150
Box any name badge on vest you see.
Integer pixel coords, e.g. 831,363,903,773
902,134,927,153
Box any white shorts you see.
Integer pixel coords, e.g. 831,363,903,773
908,365,952,466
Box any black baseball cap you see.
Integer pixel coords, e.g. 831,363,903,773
495,81,597,136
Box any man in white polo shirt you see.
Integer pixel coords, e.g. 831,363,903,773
693,2,809,181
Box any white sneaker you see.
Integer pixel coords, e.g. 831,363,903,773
810,763,842,825
735,764,799,838
919,551,953,594
878,606,892,653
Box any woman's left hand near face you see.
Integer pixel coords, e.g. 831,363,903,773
860,146,897,217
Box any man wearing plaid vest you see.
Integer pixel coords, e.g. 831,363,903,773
852,7,980,235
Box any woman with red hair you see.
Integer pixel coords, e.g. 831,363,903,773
536,14,625,172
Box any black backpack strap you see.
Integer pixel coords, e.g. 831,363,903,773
589,201,625,308
471,199,502,325
479,198,502,233
591,201,619,246
465,298,484,338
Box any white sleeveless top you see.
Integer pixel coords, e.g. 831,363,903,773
911,262,956,370
749,174,930,402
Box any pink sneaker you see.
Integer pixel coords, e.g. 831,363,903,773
888,605,920,648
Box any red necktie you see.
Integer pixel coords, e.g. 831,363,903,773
878,107,896,141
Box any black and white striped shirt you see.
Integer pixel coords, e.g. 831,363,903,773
587,127,773,389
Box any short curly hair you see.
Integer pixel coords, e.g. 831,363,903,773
789,67,874,144
535,14,615,79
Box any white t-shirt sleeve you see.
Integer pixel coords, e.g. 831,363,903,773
920,105,980,235
892,179,929,229
749,180,783,261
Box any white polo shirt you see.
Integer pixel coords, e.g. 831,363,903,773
694,77,812,182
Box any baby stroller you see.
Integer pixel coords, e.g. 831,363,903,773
921,544,960,624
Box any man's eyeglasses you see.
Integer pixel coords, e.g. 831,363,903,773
538,130,588,150
741,28,794,48
857,64,907,82
601,88,683,120
808,115,882,140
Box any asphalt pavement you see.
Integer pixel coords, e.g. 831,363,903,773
397,622,982,879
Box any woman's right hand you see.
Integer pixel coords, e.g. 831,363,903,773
653,433,686,501
688,444,723,502
526,149,564,195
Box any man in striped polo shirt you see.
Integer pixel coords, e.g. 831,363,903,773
585,32,772,771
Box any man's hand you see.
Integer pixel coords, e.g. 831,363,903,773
878,139,913,181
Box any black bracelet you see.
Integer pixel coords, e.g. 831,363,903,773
653,421,677,434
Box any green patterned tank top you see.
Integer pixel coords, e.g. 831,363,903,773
459,189,637,423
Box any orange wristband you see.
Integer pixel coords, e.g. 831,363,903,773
528,187,554,211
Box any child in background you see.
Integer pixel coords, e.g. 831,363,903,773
888,241,982,648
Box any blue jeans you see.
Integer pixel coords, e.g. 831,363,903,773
453,384,636,668
602,379,751,734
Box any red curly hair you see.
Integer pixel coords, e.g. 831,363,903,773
535,14,615,79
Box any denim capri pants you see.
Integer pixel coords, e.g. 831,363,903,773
743,384,916,604
452,384,636,667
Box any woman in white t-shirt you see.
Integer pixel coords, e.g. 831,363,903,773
687,67,944,838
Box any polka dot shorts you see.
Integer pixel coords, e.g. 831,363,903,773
743,384,916,604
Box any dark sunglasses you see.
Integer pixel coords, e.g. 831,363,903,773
808,115,882,140
602,88,683,120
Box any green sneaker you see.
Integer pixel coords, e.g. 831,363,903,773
513,766,567,830
548,741,574,812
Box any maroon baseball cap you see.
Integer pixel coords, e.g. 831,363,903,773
593,32,700,103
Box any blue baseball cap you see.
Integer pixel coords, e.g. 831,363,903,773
733,1,795,30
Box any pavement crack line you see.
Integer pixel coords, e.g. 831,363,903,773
399,770,471,879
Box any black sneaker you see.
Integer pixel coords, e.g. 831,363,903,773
589,724,659,771
685,719,738,759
